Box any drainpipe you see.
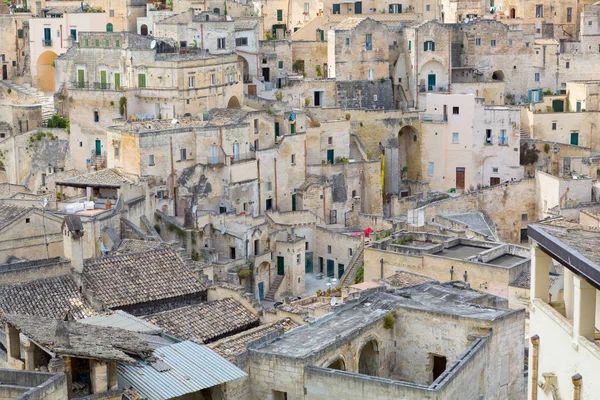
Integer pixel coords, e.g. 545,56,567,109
274,157,278,210
530,334,540,400
60,24,63,49
572,373,582,400
257,158,261,215
322,187,326,221
380,258,384,279
559,186,570,208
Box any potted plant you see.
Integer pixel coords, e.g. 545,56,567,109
105,198,112,209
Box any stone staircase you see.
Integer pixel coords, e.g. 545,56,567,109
264,275,284,302
1,81,55,123
340,246,364,287
520,129,530,140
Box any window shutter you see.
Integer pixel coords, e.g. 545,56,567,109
424,41,427,51
432,41,435,51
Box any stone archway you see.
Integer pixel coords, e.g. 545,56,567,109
227,96,241,109
238,55,250,83
325,356,346,371
398,125,421,182
358,339,379,376
492,70,504,81
36,51,58,93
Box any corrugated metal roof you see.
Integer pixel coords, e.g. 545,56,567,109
79,310,164,334
118,341,246,399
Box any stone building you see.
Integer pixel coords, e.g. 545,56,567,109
528,220,600,400
54,32,243,171
246,281,525,399
0,12,30,83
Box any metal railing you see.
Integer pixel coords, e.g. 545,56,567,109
420,114,447,123
71,81,116,90
42,39,52,47
419,84,449,93
230,151,256,164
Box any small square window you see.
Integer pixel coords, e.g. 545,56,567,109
327,245,332,254
115,147,120,157
525,42,530,48
491,39,496,47
109,9,114,17
180,148,187,160
426,4,430,11
508,40,512,47
452,132,459,143
266,182,272,191
552,122,557,130
296,254,301,264
492,167,499,173
475,38,481,46
589,21,593,26
305,242,309,250
116,40,120,47
278,61,283,69
566,61,570,69
93,111,99,122
291,154,296,165
149,154,155,166
521,213,528,221
534,72,540,82
346,38,350,46
452,106,459,115
328,137,333,145
79,142,83,147
25,218,30,223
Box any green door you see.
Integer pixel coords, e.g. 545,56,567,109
319,29,324,41
138,73,146,88
326,259,335,278
77,69,85,88
319,257,324,273
100,70,107,89
290,123,295,134
327,149,334,164
274,122,280,137
277,256,285,275
43,27,51,44
114,73,120,89
552,99,564,112
258,282,264,300
95,139,102,156
576,102,582,112
570,132,579,145
338,263,345,278
428,74,436,91
70,29,77,41
305,252,313,273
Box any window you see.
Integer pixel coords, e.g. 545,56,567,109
235,37,248,46
490,39,496,47
305,242,309,250
590,21,593,26
266,182,272,191
534,72,540,82
148,154,155,166
500,129,507,145
304,2,309,13
116,40,120,47
424,40,435,51
521,213,528,221
566,61,570,69
95,39,100,47
278,61,283,69
109,9,114,17
157,190,166,199
373,94,378,101
452,106,459,115
296,254,301,264
114,147,119,157
327,245,332,254
94,111,99,122
428,162,434,176
408,40,412,51
571,132,579,145
349,248,353,257
291,154,296,165
365,34,372,50
368,69,374,80
225,73,229,84
25,218,30,223
536,5,543,18
210,74,215,85
485,129,492,144
188,76,195,88
105,40,109,46
328,137,333,145
217,38,226,49
452,132,459,143
426,4,430,12
277,9,283,21
18,28,23,38
525,42,530,48
475,38,481,46
84,38,89,46
508,39,512,47
254,119,259,134
492,167,499,173
180,148,187,160
138,73,146,88
567,7,572,23
70,29,77,41
346,38,350,46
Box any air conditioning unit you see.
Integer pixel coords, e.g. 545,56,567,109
46,166,55,175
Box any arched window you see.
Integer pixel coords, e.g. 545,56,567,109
106,23,113,32
424,40,435,51
140,24,148,36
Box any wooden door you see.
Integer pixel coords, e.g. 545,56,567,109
277,256,285,275
456,168,465,190
490,177,500,186
2,65,7,80
338,263,345,278
248,85,256,96
326,259,335,278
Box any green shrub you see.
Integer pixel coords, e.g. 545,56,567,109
47,114,69,129
237,268,251,280
543,143,551,153
354,263,364,284
383,312,395,329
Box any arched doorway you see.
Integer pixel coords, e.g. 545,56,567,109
398,125,421,182
238,56,250,83
257,261,271,301
227,96,241,109
140,24,148,36
326,357,346,371
36,51,58,93
510,8,516,18
106,23,113,32
358,339,379,376
491,70,504,81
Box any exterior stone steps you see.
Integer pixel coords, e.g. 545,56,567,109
264,275,284,302
341,247,364,287
1,81,55,123
520,129,529,139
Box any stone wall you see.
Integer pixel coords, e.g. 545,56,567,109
0,369,67,400
336,80,394,110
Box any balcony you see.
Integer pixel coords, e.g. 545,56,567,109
71,82,118,90
420,114,447,123
419,84,449,93
42,39,52,47
230,151,256,165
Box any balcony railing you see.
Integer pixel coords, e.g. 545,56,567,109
499,136,508,145
419,84,449,93
230,151,256,164
42,39,52,47
71,81,117,90
420,114,447,123
365,43,373,51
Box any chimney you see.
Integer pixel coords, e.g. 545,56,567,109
62,216,85,275
54,320,70,348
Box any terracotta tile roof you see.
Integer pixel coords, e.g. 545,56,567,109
55,168,137,187
2,314,152,363
116,239,165,254
144,298,259,344
335,17,368,30
0,203,30,230
0,275,96,319
382,271,435,288
83,247,206,309
208,318,300,361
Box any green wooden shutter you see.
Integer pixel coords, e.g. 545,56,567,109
100,70,107,89
138,74,146,88
277,9,283,21
424,41,427,51
114,73,120,89
17,29,23,39
432,41,435,51
77,69,85,88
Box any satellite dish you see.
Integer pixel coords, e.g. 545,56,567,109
464,17,470,23
127,10,131,16
150,40,157,49
171,119,178,125
330,297,336,306
221,227,227,234
192,205,197,214
41,197,48,208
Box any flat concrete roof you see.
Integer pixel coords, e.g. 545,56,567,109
487,254,526,267
437,244,489,259
254,283,513,359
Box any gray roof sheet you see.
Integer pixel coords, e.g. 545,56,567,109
118,340,246,399
79,310,164,334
